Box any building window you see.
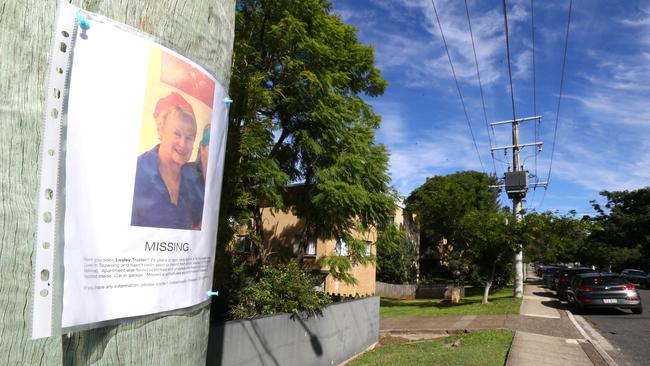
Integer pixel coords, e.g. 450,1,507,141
294,235,317,256
335,237,348,256
365,241,372,256
305,236,316,256
235,235,253,253
293,238,301,255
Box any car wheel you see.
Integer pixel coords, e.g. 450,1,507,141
570,297,583,314
632,306,643,315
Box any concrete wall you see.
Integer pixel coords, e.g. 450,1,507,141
376,281,462,299
207,296,379,366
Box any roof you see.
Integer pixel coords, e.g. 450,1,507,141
558,267,593,273
574,272,620,279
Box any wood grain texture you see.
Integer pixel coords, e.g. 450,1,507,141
0,1,235,364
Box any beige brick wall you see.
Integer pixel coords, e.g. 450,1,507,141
261,207,376,297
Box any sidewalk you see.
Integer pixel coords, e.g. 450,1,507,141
505,276,602,366
379,273,610,365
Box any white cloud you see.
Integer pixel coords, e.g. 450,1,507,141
616,4,650,28
373,101,409,145
335,0,650,214
373,100,488,195
513,49,532,80
346,0,533,89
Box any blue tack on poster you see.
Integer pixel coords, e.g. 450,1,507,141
206,290,220,297
223,97,233,105
76,12,90,30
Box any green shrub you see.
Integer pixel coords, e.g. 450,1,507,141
376,223,417,284
230,261,331,319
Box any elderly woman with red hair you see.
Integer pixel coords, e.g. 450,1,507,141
131,92,204,230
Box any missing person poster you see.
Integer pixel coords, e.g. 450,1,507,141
33,3,228,337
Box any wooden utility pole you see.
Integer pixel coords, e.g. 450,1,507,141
0,1,234,364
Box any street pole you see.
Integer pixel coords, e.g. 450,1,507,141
512,119,524,298
490,116,546,299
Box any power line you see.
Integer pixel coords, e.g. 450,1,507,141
530,0,539,204
429,0,486,174
502,0,517,124
463,0,498,177
538,0,573,209
531,0,538,179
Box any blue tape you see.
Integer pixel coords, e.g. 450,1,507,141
76,12,90,30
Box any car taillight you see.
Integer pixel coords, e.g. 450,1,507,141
579,286,592,291
581,298,593,303
622,284,636,290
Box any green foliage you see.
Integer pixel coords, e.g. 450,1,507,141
405,171,499,279
406,171,498,250
219,0,395,275
457,210,516,292
230,261,331,319
522,187,650,271
521,211,591,265
320,254,356,285
376,223,417,284
586,188,650,269
320,232,375,285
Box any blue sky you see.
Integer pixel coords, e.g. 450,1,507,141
331,0,650,215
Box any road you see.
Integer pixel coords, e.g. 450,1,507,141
579,287,650,366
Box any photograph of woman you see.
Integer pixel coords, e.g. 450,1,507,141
131,92,204,230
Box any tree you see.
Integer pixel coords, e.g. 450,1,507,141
375,223,417,284
584,187,650,270
220,0,394,281
458,210,516,304
522,211,591,265
405,171,498,278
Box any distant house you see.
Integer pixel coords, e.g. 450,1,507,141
256,206,377,297
391,204,420,282
230,187,423,296
231,187,377,297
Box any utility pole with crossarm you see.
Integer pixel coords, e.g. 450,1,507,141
489,116,547,298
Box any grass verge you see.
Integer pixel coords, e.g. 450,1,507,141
380,287,521,318
349,330,515,366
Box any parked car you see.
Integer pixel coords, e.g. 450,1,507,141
542,267,562,289
555,268,596,300
620,269,647,288
535,264,553,277
567,273,642,314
